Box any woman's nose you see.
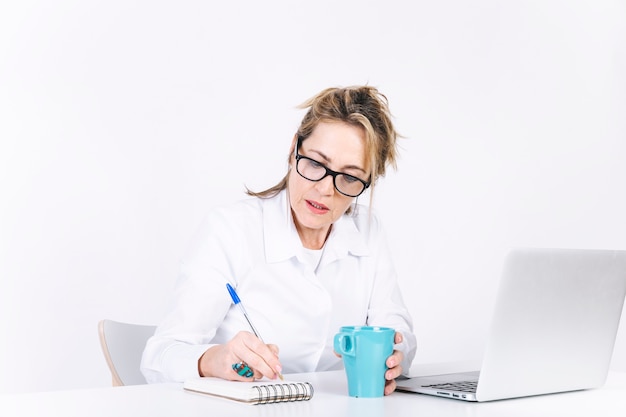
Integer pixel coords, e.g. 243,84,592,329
316,174,335,195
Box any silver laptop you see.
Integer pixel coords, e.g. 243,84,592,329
397,247,626,402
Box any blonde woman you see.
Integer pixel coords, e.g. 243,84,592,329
141,86,417,395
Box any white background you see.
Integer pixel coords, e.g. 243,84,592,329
1,0,625,393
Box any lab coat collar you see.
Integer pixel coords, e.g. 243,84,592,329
263,190,370,264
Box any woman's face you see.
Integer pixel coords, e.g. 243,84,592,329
288,120,369,248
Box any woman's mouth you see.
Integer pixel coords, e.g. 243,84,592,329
306,199,329,214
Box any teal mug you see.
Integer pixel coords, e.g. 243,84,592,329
333,326,395,398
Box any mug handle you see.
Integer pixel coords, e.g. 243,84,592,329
333,333,356,357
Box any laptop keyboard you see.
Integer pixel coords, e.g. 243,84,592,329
422,380,478,393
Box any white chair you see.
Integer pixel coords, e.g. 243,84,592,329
98,319,156,386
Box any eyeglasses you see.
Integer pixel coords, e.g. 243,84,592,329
295,139,370,197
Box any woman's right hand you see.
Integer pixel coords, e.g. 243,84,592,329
197,331,282,381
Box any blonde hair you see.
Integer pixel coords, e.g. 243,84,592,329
246,85,400,201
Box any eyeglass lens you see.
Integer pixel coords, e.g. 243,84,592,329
296,157,365,197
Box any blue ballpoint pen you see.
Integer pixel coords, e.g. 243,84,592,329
226,283,283,379
226,283,265,343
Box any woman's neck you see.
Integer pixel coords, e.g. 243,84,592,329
296,224,332,250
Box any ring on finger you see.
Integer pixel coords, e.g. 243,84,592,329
232,361,254,378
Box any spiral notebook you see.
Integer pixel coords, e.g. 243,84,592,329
183,377,314,405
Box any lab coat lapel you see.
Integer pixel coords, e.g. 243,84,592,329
263,191,301,263
320,209,370,267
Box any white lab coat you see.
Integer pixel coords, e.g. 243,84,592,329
141,190,416,383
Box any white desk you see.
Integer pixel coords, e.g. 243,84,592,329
2,370,626,417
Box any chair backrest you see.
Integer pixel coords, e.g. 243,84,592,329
98,319,156,386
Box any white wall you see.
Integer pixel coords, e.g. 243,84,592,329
1,0,625,393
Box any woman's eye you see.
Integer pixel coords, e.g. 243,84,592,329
309,159,324,169
342,175,359,184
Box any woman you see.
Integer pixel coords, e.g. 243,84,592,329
141,85,417,395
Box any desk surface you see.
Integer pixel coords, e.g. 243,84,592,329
2,370,626,417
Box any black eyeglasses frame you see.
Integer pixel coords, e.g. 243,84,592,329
294,136,371,198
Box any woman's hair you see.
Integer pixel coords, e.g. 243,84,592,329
246,85,400,201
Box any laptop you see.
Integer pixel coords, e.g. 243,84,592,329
396,247,626,402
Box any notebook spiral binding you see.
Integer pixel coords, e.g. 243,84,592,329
253,382,314,404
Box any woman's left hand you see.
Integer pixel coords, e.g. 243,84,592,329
384,332,405,395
